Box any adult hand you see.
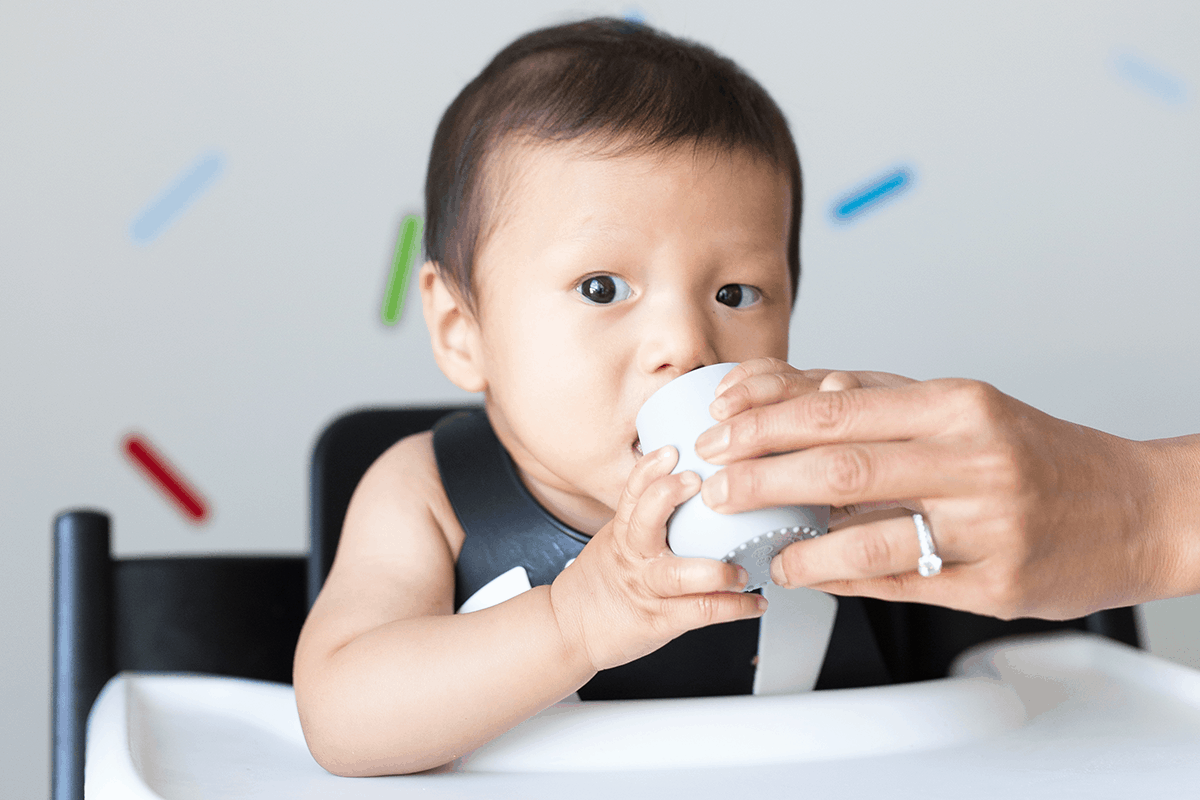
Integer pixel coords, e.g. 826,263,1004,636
694,358,1200,620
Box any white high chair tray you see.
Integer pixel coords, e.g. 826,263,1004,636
86,633,1200,799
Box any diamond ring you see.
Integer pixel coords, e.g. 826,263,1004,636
913,513,942,577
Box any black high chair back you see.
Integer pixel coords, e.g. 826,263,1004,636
51,511,307,800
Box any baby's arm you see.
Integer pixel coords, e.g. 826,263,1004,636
294,432,761,776
294,432,590,775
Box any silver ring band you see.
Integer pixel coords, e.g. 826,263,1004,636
913,513,942,577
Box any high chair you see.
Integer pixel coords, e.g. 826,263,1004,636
53,405,1161,800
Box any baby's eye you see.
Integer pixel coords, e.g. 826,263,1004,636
715,284,762,308
577,275,633,305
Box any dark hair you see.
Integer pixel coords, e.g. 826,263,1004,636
424,17,802,309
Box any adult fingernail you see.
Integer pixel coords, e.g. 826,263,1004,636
695,424,730,458
770,556,790,588
734,565,749,588
709,395,730,419
701,471,728,507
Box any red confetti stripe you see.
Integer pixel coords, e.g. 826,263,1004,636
122,433,211,524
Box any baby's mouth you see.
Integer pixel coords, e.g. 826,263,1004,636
633,437,643,458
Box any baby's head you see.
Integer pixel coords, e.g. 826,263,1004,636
419,18,802,532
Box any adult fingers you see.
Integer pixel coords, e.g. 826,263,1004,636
818,371,863,392
774,516,1043,620
696,379,986,464
809,570,972,612
771,511,945,588
713,360,912,413
713,357,804,396
829,500,918,528
841,371,919,390
808,556,1051,622
702,439,976,514
710,366,826,420
645,556,748,597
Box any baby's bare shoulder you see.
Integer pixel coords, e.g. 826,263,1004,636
340,431,465,562
300,432,464,657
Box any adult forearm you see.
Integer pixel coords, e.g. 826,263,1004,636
1143,434,1200,601
297,585,595,776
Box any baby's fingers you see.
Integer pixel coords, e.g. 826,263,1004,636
614,446,679,528
662,590,767,634
645,556,749,598
619,470,701,557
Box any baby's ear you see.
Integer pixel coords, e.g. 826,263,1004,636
420,262,487,393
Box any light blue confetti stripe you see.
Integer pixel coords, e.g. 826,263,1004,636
831,167,913,223
130,152,225,244
1114,52,1186,104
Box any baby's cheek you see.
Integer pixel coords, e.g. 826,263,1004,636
595,458,636,515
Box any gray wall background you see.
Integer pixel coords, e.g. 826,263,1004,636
2,1,1197,796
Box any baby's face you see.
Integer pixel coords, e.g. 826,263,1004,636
470,140,793,533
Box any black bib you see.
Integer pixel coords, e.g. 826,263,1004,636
433,409,890,699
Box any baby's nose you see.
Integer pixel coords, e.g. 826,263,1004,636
638,302,718,377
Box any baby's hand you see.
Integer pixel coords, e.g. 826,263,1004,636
549,446,766,673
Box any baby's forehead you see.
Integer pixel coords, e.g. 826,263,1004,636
480,135,790,234
489,134,782,187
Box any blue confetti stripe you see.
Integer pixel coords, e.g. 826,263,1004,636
130,152,224,244
831,167,912,222
1114,52,1186,104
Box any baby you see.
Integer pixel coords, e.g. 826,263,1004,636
295,17,808,776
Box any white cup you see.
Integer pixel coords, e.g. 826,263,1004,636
635,363,830,591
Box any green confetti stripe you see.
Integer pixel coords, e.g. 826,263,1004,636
381,215,423,325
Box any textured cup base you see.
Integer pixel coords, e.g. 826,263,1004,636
722,525,824,591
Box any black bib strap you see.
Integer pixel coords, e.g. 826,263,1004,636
434,410,589,610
